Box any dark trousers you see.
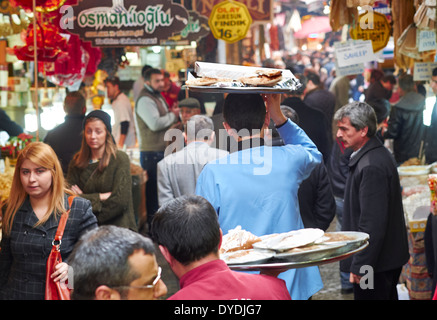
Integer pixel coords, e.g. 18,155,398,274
140,151,164,229
353,267,402,300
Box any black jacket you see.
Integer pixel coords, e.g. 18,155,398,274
303,88,336,132
298,160,336,231
384,91,426,165
44,115,85,175
281,97,332,162
340,136,409,274
0,109,23,137
0,195,97,300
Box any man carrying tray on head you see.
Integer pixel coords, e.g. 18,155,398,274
196,92,323,300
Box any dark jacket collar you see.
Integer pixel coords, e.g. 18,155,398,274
235,137,265,152
348,136,383,168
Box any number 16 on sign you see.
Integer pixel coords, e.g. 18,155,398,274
208,0,253,44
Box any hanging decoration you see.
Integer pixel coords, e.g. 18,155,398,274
9,0,102,90
10,0,66,12
393,0,436,71
12,21,68,62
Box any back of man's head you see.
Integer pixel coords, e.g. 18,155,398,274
398,74,415,93
185,114,214,142
151,195,221,265
68,225,156,300
367,98,390,124
305,71,321,87
64,91,86,116
223,94,266,136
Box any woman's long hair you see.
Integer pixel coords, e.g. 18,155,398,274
71,117,117,172
2,142,72,236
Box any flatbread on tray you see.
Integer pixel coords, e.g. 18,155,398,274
238,74,283,87
253,228,324,252
185,77,233,86
219,226,261,254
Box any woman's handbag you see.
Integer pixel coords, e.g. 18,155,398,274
45,196,76,300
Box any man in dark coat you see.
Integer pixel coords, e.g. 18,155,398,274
274,105,335,231
334,101,409,300
303,70,336,134
44,91,86,175
383,74,426,165
364,73,396,102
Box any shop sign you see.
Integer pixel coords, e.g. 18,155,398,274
418,30,437,52
350,11,391,53
413,62,437,81
335,61,365,77
162,10,210,45
334,40,378,68
208,0,252,43
193,0,272,24
63,0,189,47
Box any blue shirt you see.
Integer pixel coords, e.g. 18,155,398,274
196,119,323,300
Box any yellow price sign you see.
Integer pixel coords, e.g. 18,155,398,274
208,1,253,44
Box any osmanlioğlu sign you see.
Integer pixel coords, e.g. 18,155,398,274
61,0,190,47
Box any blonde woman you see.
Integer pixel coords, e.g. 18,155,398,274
67,110,137,231
0,142,97,300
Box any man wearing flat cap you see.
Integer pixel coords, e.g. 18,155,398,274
179,98,201,126
165,97,202,153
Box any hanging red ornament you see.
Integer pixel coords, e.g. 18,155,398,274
10,0,50,10
10,0,67,12
12,22,68,62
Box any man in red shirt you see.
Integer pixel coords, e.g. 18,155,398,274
161,70,181,112
150,195,291,300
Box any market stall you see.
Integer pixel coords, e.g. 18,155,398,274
398,162,437,299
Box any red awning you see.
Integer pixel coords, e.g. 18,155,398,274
293,16,332,39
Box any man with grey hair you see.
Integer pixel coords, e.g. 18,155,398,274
334,101,409,300
157,114,228,205
383,73,426,165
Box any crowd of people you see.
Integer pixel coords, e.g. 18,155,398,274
1,54,437,301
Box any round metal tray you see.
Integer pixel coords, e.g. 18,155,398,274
228,241,369,271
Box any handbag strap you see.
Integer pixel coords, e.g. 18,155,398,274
53,196,76,246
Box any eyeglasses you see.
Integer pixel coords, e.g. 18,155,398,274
110,266,162,291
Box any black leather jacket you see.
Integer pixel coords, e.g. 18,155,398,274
384,91,426,165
